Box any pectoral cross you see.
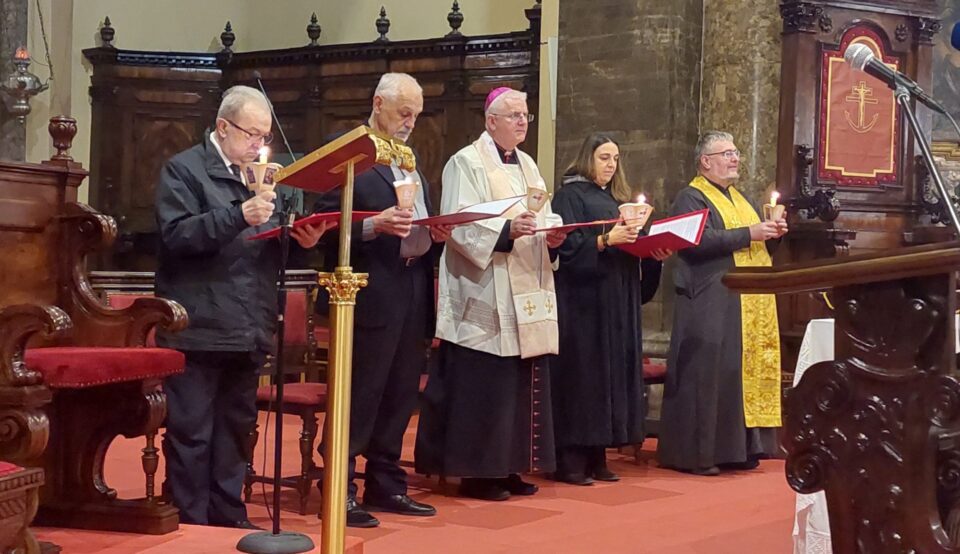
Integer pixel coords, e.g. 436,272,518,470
544,296,554,314
843,80,879,133
523,299,537,317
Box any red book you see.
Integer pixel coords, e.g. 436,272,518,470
413,196,523,226
617,209,708,258
246,211,379,241
533,217,621,233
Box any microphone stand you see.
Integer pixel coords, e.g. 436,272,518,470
894,85,960,237
237,208,314,554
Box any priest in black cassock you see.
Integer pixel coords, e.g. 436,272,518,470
657,131,787,476
550,133,668,485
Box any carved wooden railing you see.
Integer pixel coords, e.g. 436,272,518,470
725,242,960,553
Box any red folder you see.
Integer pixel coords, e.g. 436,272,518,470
413,196,523,226
533,217,621,233
617,209,708,258
247,211,379,241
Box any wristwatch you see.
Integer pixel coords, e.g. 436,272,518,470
601,233,610,247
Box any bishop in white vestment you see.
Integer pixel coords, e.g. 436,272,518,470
415,88,567,502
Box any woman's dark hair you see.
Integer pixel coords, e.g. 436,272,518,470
564,132,632,203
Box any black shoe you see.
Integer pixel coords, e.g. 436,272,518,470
459,478,511,501
591,467,620,482
718,459,760,471
690,466,721,476
499,474,538,496
363,493,437,516
553,472,595,486
209,519,264,530
318,496,380,528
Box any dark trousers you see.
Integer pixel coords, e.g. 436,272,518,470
556,445,607,476
321,262,428,499
162,350,260,525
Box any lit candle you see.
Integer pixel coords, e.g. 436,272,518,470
637,194,646,205
770,191,780,207
258,146,269,164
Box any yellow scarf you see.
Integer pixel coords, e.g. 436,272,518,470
690,175,781,428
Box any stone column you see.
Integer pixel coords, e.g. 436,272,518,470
699,0,782,200
554,0,704,353
0,0,27,161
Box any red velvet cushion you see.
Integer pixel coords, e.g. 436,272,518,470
257,382,327,406
0,461,23,477
25,347,185,388
643,358,667,381
314,326,330,347
284,290,308,346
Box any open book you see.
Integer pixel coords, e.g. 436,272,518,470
413,196,523,226
246,211,379,241
617,209,708,258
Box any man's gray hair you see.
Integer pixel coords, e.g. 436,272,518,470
374,73,422,100
217,85,271,120
485,89,528,117
694,131,734,167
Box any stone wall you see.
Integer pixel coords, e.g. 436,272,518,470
555,0,782,353
555,0,706,352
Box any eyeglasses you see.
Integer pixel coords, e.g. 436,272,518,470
491,112,535,124
223,118,274,145
703,149,740,160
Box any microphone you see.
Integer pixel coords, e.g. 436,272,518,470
844,43,945,114
252,70,297,163
251,70,303,213
952,22,959,50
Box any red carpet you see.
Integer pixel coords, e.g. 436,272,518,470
35,414,796,553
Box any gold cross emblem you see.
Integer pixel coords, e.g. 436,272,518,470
544,296,554,314
843,80,879,134
523,299,537,316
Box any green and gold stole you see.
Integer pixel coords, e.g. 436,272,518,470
690,175,781,427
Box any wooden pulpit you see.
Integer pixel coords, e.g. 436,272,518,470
724,242,960,553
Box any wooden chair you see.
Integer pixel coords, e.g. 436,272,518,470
0,123,187,535
245,277,328,516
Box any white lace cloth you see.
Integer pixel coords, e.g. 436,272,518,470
792,316,960,554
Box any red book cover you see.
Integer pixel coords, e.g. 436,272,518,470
413,196,523,226
616,209,708,258
533,217,621,233
246,211,379,241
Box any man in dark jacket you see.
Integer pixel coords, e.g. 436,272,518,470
155,85,327,527
315,73,451,528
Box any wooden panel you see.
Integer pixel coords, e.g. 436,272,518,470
82,10,542,271
775,0,942,376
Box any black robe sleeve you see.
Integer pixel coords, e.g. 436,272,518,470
552,185,603,278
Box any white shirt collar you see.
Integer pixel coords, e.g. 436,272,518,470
210,132,233,172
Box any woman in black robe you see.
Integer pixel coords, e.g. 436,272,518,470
550,133,669,485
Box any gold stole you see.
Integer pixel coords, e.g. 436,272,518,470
690,175,782,428
473,137,559,359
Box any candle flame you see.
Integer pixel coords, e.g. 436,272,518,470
637,194,646,205
770,191,780,207
258,146,269,164
13,47,28,61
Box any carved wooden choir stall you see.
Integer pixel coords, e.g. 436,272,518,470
726,242,960,554
0,119,188,543
775,0,949,381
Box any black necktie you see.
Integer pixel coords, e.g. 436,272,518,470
229,164,241,178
